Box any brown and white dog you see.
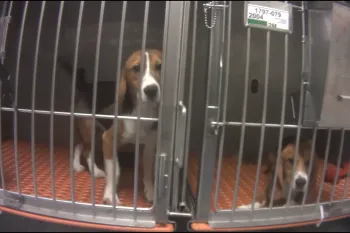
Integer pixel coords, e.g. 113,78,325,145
101,49,162,205
238,135,319,209
58,57,107,178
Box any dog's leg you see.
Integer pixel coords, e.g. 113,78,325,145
102,126,122,205
73,143,85,172
143,131,157,203
87,152,106,178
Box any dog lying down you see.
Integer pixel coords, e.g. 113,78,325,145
238,135,319,209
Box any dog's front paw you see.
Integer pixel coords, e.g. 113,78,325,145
73,160,85,173
237,202,261,210
144,184,154,203
103,192,121,206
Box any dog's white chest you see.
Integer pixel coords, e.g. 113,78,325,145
121,104,157,143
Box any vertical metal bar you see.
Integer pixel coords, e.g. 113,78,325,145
268,34,289,210
155,0,184,223
330,129,345,203
111,1,127,214
31,0,46,199
316,129,332,206
172,0,190,212
0,80,5,190
111,0,127,215
232,27,251,211
69,1,84,205
133,1,149,216
154,0,169,209
0,0,12,192
213,1,231,211
49,1,64,202
14,1,29,194
286,2,307,209
90,1,105,211
181,1,198,205
196,1,225,221
301,127,317,207
252,31,270,212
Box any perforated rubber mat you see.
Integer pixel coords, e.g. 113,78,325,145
0,140,152,208
187,153,350,210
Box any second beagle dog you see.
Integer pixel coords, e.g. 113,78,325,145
101,49,162,205
238,135,319,209
58,57,107,177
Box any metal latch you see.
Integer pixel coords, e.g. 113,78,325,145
174,101,187,168
157,153,168,199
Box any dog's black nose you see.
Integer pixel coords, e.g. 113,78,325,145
144,85,158,99
295,177,307,189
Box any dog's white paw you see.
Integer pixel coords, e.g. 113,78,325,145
73,159,85,173
103,191,120,205
93,166,106,178
73,144,85,173
237,202,261,210
144,183,154,203
87,156,105,178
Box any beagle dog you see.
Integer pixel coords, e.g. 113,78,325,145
102,49,162,205
58,57,108,177
238,135,319,209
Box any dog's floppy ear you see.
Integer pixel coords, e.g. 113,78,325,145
266,152,284,189
116,69,127,113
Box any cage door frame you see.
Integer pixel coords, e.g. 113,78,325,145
154,0,189,224
195,0,227,222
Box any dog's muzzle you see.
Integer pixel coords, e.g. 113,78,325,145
143,84,159,101
293,171,308,190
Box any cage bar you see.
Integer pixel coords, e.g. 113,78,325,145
111,0,127,215
31,0,46,199
133,0,150,216
251,30,270,212
181,0,198,207
231,27,250,212
13,0,29,194
89,0,105,211
268,34,289,211
49,0,64,202
69,0,84,205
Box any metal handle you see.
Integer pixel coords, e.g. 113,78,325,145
175,101,187,168
157,153,167,198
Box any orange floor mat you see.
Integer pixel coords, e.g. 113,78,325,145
0,140,152,208
188,153,350,210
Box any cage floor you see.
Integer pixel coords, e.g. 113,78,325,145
0,140,152,208
188,153,350,210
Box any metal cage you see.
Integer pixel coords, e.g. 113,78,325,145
0,0,350,232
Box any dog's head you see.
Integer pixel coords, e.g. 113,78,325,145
280,139,314,192
269,136,316,193
119,49,162,109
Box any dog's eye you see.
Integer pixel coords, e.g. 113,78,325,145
155,63,161,71
132,64,140,72
288,158,295,164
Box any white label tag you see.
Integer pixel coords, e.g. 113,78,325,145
246,3,290,32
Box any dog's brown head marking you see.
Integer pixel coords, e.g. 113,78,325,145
278,138,315,192
118,49,162,113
